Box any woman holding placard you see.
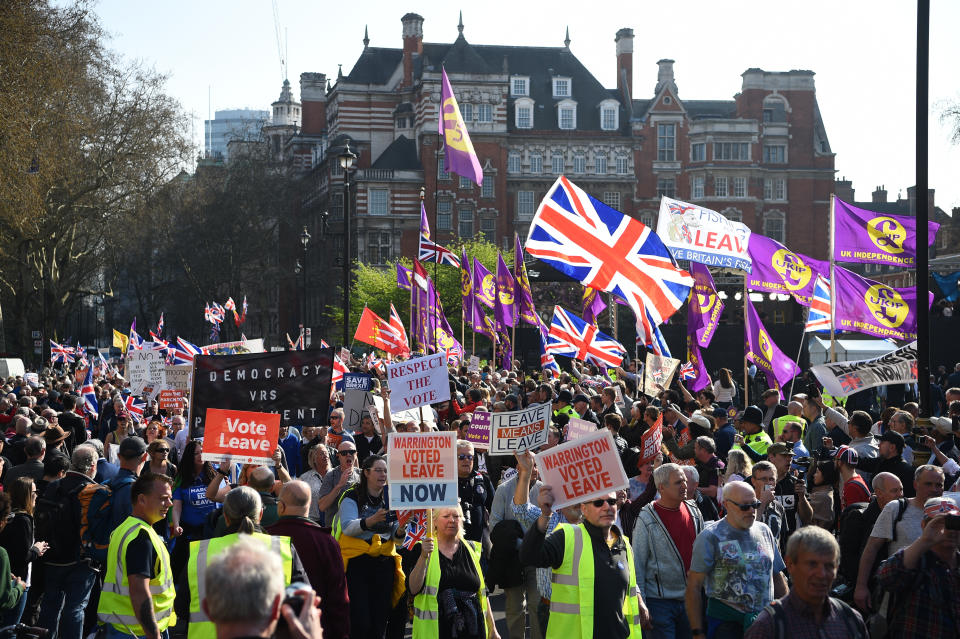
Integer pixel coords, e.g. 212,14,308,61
408,505,499,639
336,454,406,639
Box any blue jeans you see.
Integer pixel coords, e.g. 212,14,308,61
645,597,691,639
39,563,97,639
0,585,27,627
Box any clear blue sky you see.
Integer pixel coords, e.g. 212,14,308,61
92,0,960,212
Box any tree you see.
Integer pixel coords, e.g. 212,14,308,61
0,0,191,357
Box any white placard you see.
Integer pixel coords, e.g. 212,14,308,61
468,355,480,372
127,350,164,398
387,431,458,509
163,365,192,392
536,429,629,509
488,403,551,456
386,354,450,411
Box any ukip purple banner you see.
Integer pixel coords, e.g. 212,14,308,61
687,262,723,348
746,235,828,306
582,288,607,326
833,197,939,267
685,334,711,392
745,299,801,389
460,248,480,327
438,68,483,186
833,266,934,340
473,258,496,308
396,262,412,291
494,253,516,328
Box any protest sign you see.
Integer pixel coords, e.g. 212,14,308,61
536,429,629,509
343,373,373,431
488,403,551,456
340,347,351,363
24,373,39,388
657,196,752,271
564,417,597,441
811,341,918,397
613,385,626,408
202,408,281,466
465,411,491,447
128,350,164,397
387,431,458,509
369,395,438,431
638,414,663,465
387,354,450,411
191,350,332,436
201,338,265,355
163,365,192,392
643,352,681,395
468,356,480,372
158,390,186,411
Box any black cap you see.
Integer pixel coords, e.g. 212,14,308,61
557,390,573,403
118,436,148,459
741,405,764,425
573,394,590,405
879,429,905,453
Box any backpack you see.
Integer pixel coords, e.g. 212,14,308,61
836,501,870,583
34,479,85,549
77,474,137,565
765,598,864,638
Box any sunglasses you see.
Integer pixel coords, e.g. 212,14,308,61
726,499,762,511
590,498,618,507
338,450,356,457
458,454,474,461
154,448,170,453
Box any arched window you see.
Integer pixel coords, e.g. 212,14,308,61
763,210,786,243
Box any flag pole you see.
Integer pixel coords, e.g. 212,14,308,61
788,307,809,400
743,274,750,407
828,193,837,363
916,0,931,418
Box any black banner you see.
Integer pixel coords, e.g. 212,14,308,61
191,349,333,436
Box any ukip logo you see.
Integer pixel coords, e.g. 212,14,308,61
460,268,471,297
442,97,476,156
757,329,774,364
867,216,907,255
697,289,717,314
771,249,812,291
498,286,514,306
481,274,496,303
865,284,909,328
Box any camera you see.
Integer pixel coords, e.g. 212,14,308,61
276,582,311,639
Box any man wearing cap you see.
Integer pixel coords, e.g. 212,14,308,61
108,436,149,529
552,390,577,426
850,430,916,498
43,423,71,458
928,416,960,464
874,496,960,638
572,393,600,429
836,446,872,510
766,442,813,536
732,406,773,463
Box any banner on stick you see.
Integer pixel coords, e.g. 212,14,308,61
387,431,458,509
201,338,265,355
564,417,597,441
643,352,681,395
202,408,281,466
810,341,918,397
386,354,450,411
163,365,192,392
657,197,752,271
465,411,491,447
343,374,373,431
535,429,629,509
127,350,164,398
488,403,551,456
638,414,663,465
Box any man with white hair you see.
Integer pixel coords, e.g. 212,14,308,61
686,481,788,638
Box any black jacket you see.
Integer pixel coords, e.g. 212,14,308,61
0,512,37,580
38,471,97,565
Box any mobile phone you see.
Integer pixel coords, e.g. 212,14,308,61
384,510,398,524
945,515,960,530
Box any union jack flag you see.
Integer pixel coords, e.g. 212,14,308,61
50,340,75,365
635,306,672,358
804,274,832,333
388,304,411,355
419,235,461,268
838,372,864,393
679,361,696,380
546,306,626,368
81,366,99,417
148,332,169,355
286,332,304,351
526,176,692,326
332,355,348,386
319,338,330,349
171,337,202,365
155,313,164,338
128,330,144,352
366,352,386,374
399,509,429,550
124,395,146,420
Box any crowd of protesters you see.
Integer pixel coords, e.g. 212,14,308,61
0,352,958,639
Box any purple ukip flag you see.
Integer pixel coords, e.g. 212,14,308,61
833,266,933,340
685,333,711,392
494,253,517,328
833,197,939,267
513,235,544,331
745,299,801,389
687,262,723,348
582,288,607,326
438,68,483,186
473,258,496,309
420,201,431,240
396,262,412,291
460,248,481,327
747,235,828,306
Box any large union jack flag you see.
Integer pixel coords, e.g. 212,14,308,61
124,394,146,420
804,274,832,333
546,306,626,368
81,366,99,417
526,176,693,325
50,340,75,365
171,337,202,365
418,235,461,268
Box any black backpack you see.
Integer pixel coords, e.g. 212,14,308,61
34,479,85,554
765,599,864,638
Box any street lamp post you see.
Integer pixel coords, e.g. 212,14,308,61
339,141,357,347
299,226,311,346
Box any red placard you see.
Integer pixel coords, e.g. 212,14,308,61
202,408,281,466
158,390,185,410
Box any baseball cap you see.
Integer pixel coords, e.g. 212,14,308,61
557,390,573,403
879,429,905,453
741,405,764,425
835,445,859,466
930,416,954,435
922,497,960,521
767,442,795,457
573,393,590,405
118,436,148,459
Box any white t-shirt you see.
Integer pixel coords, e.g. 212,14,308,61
713,381,737,403
869,498,923,557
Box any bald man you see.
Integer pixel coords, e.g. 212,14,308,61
268,480,350,639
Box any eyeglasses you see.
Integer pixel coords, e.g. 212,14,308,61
458,454,474,461
154,448,170,454
590,498,617,507
726,499,762,511
330,416,342,420
338,450,356,457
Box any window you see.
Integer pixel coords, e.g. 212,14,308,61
477,104,492,123
763,211,785,243
516,104,532,129
331,193,344,220
511,77,529,96
437,199,452,230
517,191,536,220
459,175,473,190
573,154,586,173
691,143,706,162
461,103,473,122
367,232,392,264
733,177,747,198
657,123,676,161
692,176,705,199
763,145,786,163
438,155,450,180
481,175,494,199
559,106,576,130
640,211,656,227
368,189,388,215
722,207,743,223
774,178,786,201
396,117,407,128
616,156,629,175
714,176,728,197
508,152,521,174
551,153,564,174
601,105,618,131
553,77,571,98
481,217,496,243
602,192,621,210
458,206,474,238
713,142,750,161
657,178,676,198
763,98,787,123
595,155,607,174
530,153,543,174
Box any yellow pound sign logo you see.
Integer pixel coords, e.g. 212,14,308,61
442,97,476,156
864,284,908,328
481,274,496,303
758,329,775,364
771,249,812,292
867,216,907,255
460,269,471,297
498,287,514,306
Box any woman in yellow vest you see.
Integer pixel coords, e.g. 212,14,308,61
408,505,499,639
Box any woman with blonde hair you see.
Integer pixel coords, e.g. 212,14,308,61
409,505,499,639
724,449,752,484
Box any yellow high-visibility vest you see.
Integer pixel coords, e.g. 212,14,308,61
412,539,488,639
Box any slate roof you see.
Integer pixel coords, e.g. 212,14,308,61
630,98,737,122
370,135,421,170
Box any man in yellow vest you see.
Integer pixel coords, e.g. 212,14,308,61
519,485,645,638
732,406,773,463
97,473,176,639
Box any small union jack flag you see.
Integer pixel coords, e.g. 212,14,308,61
81,366,99,417
171,337,202,365
804,274,832,333
399,509,429,550
679,361,696,380
50,340,75,365
838,373,864,393
546,306,626,369
332,355,348,386
155,313,164,338
419,235,461,268
635,305,672,358
124,395,146,419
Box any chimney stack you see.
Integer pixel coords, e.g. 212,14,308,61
872,185,887,204
401,13,424,89
300,72,327,135
615,28,634,101
655,59,677,96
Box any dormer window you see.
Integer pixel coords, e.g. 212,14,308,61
599,100,620,131
553,77,571,98
511,77,529,97
557,100,577,130
515,98,534,129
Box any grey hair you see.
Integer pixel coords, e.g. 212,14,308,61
71,445,98,474
785,525,839,563
653,463,683,489
86,438,105,458
914,464,944,481
695,436,716,454
204,536,284,628
681,465,699,484
223,487,262,534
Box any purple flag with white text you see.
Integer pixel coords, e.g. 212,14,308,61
687,262,723,348
745,299,801,389
438,68,483,186
833,266,933,340
747,235,828,306
833,197,939,267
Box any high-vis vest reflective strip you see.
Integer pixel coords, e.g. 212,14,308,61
187,532,293,639
97,516,176,633
734,431,773,457
412,540,488,639
554,405,577,420
545,523,643,639
772,415,805,441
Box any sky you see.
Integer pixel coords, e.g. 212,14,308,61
90,0,960,213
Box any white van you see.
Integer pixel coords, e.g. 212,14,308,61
0,358,26,379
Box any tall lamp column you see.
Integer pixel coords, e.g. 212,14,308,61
299,226,311,345
339,141,357,347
